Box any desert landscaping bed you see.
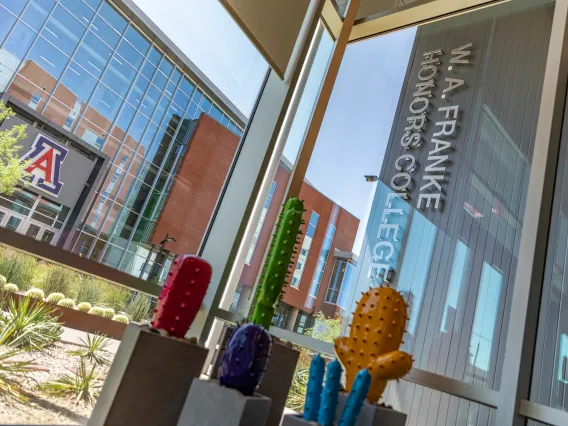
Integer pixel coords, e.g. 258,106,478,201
0,341,115,425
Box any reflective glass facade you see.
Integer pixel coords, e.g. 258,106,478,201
0,0,244,279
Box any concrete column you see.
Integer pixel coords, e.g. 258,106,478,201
284,307,300,331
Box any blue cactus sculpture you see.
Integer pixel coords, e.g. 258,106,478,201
338,369,372,426
303,354,325,421
219,323,272,395
318,359,342,426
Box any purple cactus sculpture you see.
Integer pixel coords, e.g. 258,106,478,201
219,323,272,396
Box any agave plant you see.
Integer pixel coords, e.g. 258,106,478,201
41,359,102,405
0,297,63,350
68,333,111,366
0,317,46,401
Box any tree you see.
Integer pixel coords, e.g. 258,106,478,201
0,102,28,196
304,312,342,343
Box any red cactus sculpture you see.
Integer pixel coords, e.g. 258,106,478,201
151,255,212,338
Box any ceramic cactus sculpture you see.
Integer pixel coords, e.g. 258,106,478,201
47,292,65,304
303,354,325,421
25,288,44,299
57,298,75,308
77,302,91,312
151,255,212,338
3,283,18,293
318,360,342,426
334,285,413,402
219,323,272,395
251,198,305,329
338,369,372,426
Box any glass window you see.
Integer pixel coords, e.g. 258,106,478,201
191,88,202,104
171,68,182,85
112,103,136,135
140,60,155,80
73,30,112,78
59,0,94,23
147,46,161,66
180,76,194,97
199,94,212,113
127,112,149,145
83,0,102,10
141,84,160,116
88,84,122,123
0,0,26,15
98,1,126,34
116,39,143,68
305,223,335,309
246,182,277,264
158,57,173,77
42,5,86,55
152,70,167,90
173,89,190,111
209,105,223,123
25,36,68,80
90,15,120,48
0,6,16,45
124,25,149,56
3,22,35,60
291,212,319,289
164,81,176,99
56,62,97,108
102,55,136,97
162,104,181,132
152,95,170,124
127,74,149,108
21,0,55,31
139,121,158,153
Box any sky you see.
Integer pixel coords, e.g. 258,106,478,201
133,1,416,253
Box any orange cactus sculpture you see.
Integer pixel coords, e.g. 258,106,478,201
334,285,413,402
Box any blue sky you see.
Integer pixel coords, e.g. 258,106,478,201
133,1,416,252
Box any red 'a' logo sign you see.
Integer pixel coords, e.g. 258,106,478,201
20,135,69,197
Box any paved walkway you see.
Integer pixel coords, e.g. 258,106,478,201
60,327,121,354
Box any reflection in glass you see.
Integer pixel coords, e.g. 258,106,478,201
246,181,277,264
291,211,319,289
22,0,54,31
25,36,70,80
4,22,35,60
0,0,26,15
42,5,86,55
97,2,126,34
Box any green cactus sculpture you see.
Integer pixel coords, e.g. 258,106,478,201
3,283,18,293
57,298,75,309
113,314,129,324
25,288,45,300
0,275,6,287
89,306,106,317
47,292,65,304
250,197,305,329
77,302,91,313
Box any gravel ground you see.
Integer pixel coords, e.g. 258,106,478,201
0,341,114,425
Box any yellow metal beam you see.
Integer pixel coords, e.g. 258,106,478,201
321,0,343,39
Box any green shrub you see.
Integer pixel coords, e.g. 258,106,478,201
71,278,102,305
57,298,75,309
100,285,130,312
88,307,106,317
3,283,18,293
112,314,129,324
125,293,153,323
68,333,111,366
25,288,45,300
0,297,63,349
42,266,76,296
0,275,6,287
40,359,102,405
0,249,37,291
77,302,91,313
46,292,65,304
102,308,114,319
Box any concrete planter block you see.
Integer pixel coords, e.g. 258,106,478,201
257,340,300,426
280,415,314,426
209,324,300,426
335,393,407,426
178,379,271,426
89,324,208,426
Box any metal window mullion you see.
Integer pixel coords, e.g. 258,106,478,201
2,1,58,92
40,0,105,115
0,0,32,51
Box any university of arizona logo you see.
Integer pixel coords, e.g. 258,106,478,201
20,135,68,197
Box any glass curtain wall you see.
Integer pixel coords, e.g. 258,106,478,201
0,0,248,282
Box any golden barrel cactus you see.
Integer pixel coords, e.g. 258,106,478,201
334,285,413,402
